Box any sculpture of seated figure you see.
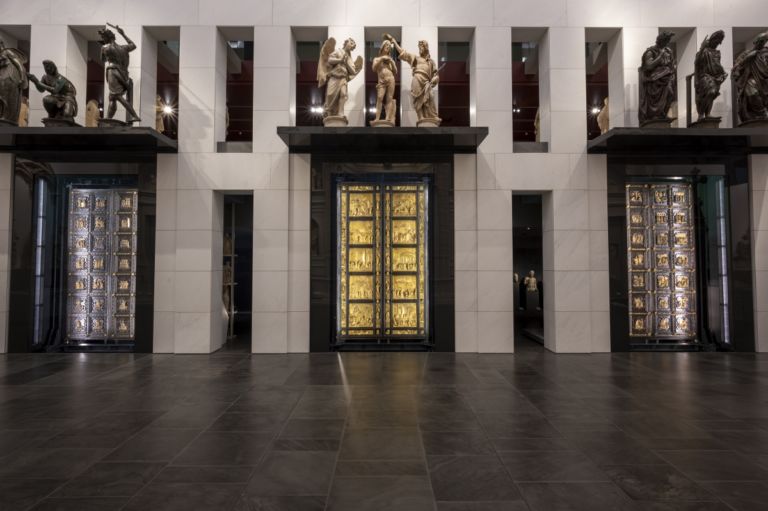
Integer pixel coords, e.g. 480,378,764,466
28,60,78,126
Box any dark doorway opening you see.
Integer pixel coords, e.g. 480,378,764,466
220,194,253,353
513,194,544,347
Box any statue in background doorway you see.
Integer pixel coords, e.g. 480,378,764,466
99,23,141,125
317,37,363,127
0,40,28,126
384,34,441,127
28,60,78,126
85,100,100,127
694,30,727,127
639,31,677,127
370,38,397,127
155,95,165,133
524,270,538,292
733,31,768,127
597,97,609,134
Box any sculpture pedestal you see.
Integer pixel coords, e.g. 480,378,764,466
640,118,676,128
323,116,348,127
98,118,133,128
417,117,441,128
738,119,768,128
525,290,540,311
370,119,394,128
42,117,79,127
691,117,721,128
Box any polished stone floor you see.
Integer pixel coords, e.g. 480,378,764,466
2,340,768,510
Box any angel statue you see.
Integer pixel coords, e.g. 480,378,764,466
317,37,363,127
384,33,441,127
370,38,397,127
0,40,29,126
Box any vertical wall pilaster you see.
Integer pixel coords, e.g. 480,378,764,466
607,30,625,129
179,25,221,153
253,26,291,151
454,154,479,352
288,154,310,352
750,155,768,352
0,154,11,353
138,28,159,128
621,28,658,127
543,27,587,153
153,153,178,353
673,29,697,127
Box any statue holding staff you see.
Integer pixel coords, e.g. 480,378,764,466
384,34,441,127
99,23,141,124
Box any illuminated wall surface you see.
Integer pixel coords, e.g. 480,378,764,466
1,0,768,355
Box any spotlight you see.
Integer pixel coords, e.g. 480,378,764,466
163,105,174,115
591,106,601,115
309,106,324,115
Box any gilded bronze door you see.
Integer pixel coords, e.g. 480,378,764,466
626,183,697,340
67,188,138,342
337,181,428,343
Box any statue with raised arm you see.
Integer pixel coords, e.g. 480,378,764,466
733,31,768,127
371,38,397,127
0,40,29,126
99,23,141,124
317,37,363,127
384,34,440,127
694,30,727,126
639,31,677,127
28,60,78,126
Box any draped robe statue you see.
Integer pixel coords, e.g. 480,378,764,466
694,30,727,123
639,32,677,127
733,32,768,126
0,41,28,126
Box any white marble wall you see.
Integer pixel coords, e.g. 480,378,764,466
751,155,768,353
1,0,768,353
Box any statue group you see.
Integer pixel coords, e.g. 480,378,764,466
639,30,768,128
317,34,441,127
0,22,141,128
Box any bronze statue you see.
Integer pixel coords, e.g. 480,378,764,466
0,40,29,126
733,31,768,126
639,31,677,127
384,34,441,127
317,37,363,127
694,30,727,125
371,39,397,127
99,23,141,124
29,60,78,125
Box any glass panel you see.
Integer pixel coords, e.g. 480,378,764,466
626,183,697,340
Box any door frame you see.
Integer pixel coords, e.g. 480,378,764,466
309,156,454,352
